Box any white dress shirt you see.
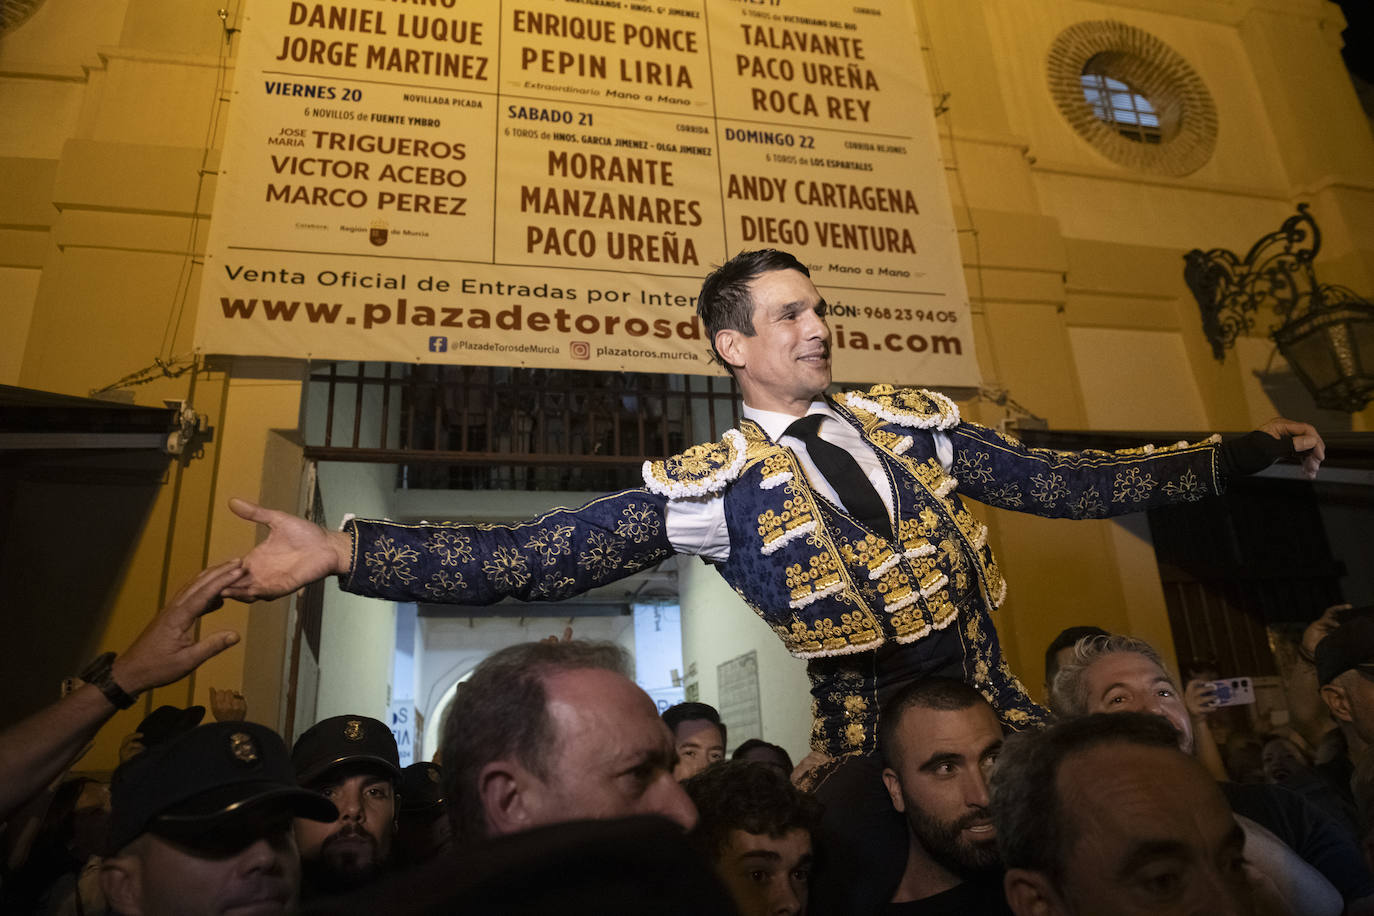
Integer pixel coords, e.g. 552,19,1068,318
663,398,953,561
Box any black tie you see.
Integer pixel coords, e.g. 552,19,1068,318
784,414,892,540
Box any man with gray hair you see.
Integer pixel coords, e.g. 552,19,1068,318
1049,633,1181,725
1050,632,1373,914
441,639,697,841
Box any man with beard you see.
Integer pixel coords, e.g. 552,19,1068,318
878,677,1010,915
291,715,400,900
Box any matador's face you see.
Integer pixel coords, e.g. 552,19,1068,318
718,269,832,415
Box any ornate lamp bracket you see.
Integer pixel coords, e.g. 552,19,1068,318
1183,204,1374,412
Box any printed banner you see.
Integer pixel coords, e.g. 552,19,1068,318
194,0,981,386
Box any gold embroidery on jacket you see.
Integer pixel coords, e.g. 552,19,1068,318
1162,469,1205,501
365,535,419,587
757,496,815,552
1029,472,1069,506
423,569,466,598
889,601,931,639
482,545,529,590
1112,467,1157,503
841,694,869,748
576,530,624,579
523,525,574,566
785,553,843,606
615,503,661,543
424,529,474,567
840,534,899,579
774,610,880,655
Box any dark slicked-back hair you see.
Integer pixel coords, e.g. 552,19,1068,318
683,759,823,858
662,702,727,746
1043,625,1110,687
441,640,631,842
991,712,1181,883
878,676,992,770
697,249,811,369
731,738,793,772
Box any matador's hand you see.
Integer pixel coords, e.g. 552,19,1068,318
220,498,352,602
1258,417,1325,480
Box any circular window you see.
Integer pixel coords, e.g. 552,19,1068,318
1048,21,1217,176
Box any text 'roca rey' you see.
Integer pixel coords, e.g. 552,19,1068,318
739,23,875,122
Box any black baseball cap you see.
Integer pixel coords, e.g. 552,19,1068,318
107,721,337,853
1315,607,1374,686
135,704,205,749
399,762,445,814
292,715,401,785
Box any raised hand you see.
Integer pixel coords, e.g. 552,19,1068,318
540,626,575,644
1184,678,1219,718
220,497,352,601
110,561,245,696
1258,418,1326,480
1302,603,1352,660
209,687,248,722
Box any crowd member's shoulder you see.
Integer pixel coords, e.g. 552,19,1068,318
305,816,737,916
1221,780,1374,900
885,879,1012,916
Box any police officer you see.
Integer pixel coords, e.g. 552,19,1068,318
101,720,337,916
291,715,401,899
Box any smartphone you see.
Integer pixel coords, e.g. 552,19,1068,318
1208,677,1255,707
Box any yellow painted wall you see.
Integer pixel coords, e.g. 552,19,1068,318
678,553,814,762
0,1,309,768
2,0,1372,758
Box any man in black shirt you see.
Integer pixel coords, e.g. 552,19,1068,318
877,677,1011,915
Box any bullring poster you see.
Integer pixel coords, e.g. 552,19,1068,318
194,0,981,386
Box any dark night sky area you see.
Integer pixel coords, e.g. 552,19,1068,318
1335,0,1374,84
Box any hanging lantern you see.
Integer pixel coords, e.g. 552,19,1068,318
1184,203,1374,412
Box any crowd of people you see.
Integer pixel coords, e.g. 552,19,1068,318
5,601,1374,915
1,245,1352,914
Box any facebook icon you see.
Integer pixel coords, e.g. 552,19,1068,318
428,336,447,352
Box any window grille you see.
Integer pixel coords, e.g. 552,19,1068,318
304,362,742,491
1080,73,1163,144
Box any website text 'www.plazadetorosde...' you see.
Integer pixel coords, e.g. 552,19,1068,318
218,293,961,357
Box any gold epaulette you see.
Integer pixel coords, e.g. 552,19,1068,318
842,385,961,430
642,428,748,498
